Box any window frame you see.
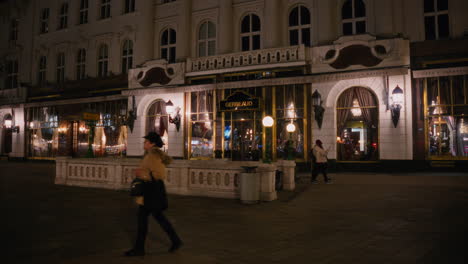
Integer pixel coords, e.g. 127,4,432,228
40,8,50,34
56,52,66,83
5,59,19,89
423,0,449,40
341,0,366,36
58,2,68,30
197,21,216,57
121,39,133,73
76,49,86,80
240,13,261,51
288,5,312,46
97,44,109,77
38,56,47,85
161,28,176,63
124,0,136,13
100,0,111,20
10,19,18,42
79,0,89,24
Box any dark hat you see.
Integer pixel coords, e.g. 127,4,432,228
315,139,323,146
143,132,164,148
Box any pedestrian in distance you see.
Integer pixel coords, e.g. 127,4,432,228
125,132,183,257
311,139,331,184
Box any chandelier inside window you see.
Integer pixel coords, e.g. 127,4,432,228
351,98,362,117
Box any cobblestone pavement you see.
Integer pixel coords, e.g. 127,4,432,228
1,161,468,264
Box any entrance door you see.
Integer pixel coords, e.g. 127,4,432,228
224,111,262,161
2,127,12,154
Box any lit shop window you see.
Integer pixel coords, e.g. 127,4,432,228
189,90,215,158
146,100,170,150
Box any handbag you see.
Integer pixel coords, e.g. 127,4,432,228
130,178,145,196
143,174,168,211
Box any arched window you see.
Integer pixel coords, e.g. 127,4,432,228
424,0,449,40
100,0,111,19
76,49,86,80
341,0,366,35
146,100,170,148
122,40,133,73
198,21,216,57
161,28,176,63
240,13,261,51
97,44,109,77
288,5,311,46
336,87,378,161
56,52,65,83
38,56,47,85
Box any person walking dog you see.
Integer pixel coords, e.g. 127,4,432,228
125,132,183,257
311,139,331,184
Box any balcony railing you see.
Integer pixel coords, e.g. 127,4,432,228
187,45,306,74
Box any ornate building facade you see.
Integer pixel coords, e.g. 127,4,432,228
1,0,467,170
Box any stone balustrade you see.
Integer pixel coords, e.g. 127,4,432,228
55,157,296,201
186,45,306,74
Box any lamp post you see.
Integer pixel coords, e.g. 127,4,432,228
286,122,296,160
390,85,403,128
262,116,274,163
312,90,325,129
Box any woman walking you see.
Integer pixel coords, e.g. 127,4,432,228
125,132,182,257
311,139,331,184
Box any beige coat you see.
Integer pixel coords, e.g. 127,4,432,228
135,147,172,205
313,145,329,163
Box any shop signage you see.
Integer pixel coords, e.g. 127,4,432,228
83,112,100,121
220,91,260,111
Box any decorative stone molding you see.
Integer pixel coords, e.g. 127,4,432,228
128,60,185,88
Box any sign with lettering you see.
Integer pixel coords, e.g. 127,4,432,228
83,112,100,121
219,91,261,111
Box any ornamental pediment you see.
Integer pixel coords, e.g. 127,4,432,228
128,60,185,89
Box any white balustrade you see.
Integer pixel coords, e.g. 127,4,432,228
187,45,305,73
55,158,295,201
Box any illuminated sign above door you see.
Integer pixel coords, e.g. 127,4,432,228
219,91,261,111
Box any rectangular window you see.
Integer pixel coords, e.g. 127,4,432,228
342,22,352,36
426,75,468,158
79,0,89,24
124,0,135,13
289,30,299,46
100,0,111,19
58,3,68,29
356,21,366,34
38,56,47,85
40,8,49,34
5,60,19,89
424,16,436,40
76,49,86,80
10,19,18,41
189,90,214,158
56,53,65,83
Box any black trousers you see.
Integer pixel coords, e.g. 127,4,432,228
135,206,181,250
311,162,329,182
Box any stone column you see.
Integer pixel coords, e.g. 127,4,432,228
218,0,233,54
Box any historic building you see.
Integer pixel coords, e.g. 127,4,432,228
1,0,467,171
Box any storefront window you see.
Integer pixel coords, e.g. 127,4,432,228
426,75,468,158
275,84,305,160
189,91,214,158
27,100,127,158
336,87,378,161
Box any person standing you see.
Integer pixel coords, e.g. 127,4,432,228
125,132,183,257
311,139,331,184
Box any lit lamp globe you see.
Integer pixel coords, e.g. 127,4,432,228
262,116,274,127
4,119,12,129
286,123,296,133
165,100,174,115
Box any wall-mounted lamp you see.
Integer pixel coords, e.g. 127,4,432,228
311,90,325,129
4,118,20,133
390,85,403,128
166,100,181,132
